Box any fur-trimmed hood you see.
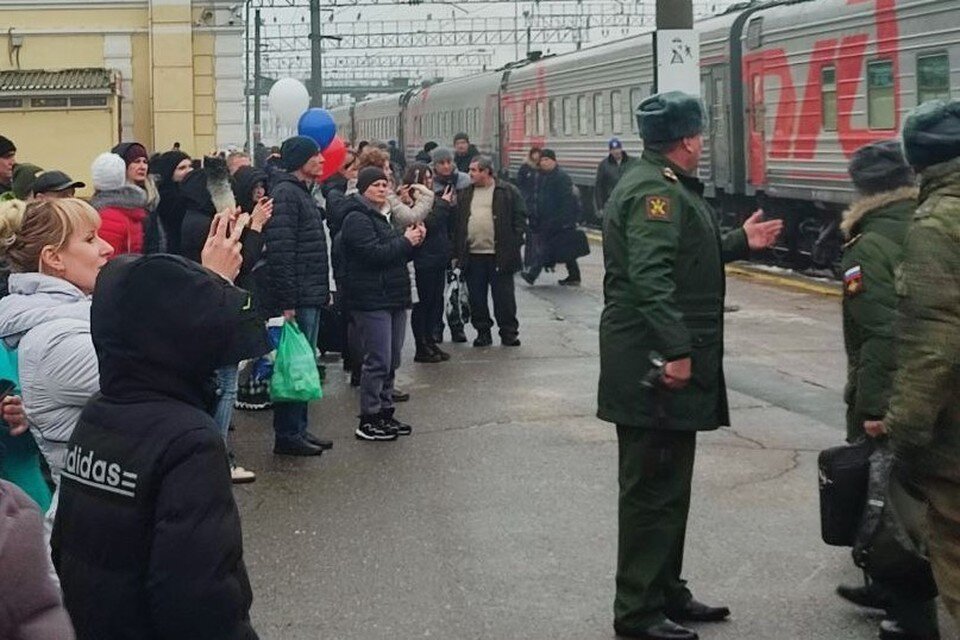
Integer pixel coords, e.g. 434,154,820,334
90,184,148,212
841,186,918,239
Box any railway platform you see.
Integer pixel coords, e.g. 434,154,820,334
229,247,957,640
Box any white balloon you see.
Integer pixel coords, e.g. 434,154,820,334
268,78,310,128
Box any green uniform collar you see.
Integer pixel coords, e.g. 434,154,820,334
641,150,704,196
919,155,960,202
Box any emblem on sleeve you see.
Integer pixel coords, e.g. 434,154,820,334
645,195,672,221
843,265,864,297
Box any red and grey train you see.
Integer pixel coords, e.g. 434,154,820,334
331,0,959,273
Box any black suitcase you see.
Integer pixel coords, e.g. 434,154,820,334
548,228,591,264
818,439,873,546
317,300,345,355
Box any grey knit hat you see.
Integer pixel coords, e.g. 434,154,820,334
430,147,454,165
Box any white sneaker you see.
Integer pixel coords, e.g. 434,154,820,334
230,465,257,484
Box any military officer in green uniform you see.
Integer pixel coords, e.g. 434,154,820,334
883,99,960,629
597,91,782,640
834,140,941,640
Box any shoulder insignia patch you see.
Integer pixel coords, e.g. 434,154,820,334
645,195,672,222
843,264,864,297
662,167,678,183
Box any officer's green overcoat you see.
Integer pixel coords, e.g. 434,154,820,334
597,150,748,431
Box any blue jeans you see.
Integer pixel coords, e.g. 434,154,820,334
214,365,239,443
273,307,321,444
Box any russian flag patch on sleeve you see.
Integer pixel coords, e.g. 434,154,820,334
843,265,864,298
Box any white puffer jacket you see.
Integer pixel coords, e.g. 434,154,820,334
0,273,99,487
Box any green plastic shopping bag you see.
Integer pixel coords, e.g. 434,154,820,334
270,320,323,402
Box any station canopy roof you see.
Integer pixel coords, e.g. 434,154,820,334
0,68,117,95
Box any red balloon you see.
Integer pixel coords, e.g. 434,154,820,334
318,135,347,183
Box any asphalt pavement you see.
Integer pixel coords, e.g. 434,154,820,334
230,247,958,640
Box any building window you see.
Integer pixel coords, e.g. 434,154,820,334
593,92,605,134
821,66,837,131
70,96,108,108
917,53,950,104
629,87,643,132
577,95,588,135
611,90,623,134
563,96,574,135
30,96,68,109
867,60,896,130
0,98,22,109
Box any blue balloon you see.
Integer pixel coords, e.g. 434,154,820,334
298,108,337,150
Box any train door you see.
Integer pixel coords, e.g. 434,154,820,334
709,68,730,190
745,58,767,188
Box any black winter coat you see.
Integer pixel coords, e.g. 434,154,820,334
454,181,526,274
52,301,259,640
594,152,631,210
415,197,454,271
535,167,578,236
262,172,330,313
340,195,414,311
454,144,479,173
516,163,540,222
179,170,263,282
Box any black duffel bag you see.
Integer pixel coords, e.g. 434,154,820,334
547,227,591,264
818,438,873,546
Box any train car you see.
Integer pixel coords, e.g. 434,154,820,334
353,93,406,146
403,71,503,165
330,104,354,146
500,36,652,199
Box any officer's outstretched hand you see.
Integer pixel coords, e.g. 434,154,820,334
662,358,692,390
743,209,783,250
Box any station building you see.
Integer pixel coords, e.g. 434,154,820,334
0,0,245,194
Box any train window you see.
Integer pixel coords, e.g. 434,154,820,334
563,96,574,135
578,95,588,135
629,87,643,132
917,53,950,104
867,60,896,130
821,66,837,131
746,17,763,50
536,100,546,136
549,98,559,136
524,102,533,135
475,107,481,133
611,90,623,134
593,93,605,134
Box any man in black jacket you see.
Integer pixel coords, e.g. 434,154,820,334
522,149,581,286
454,156,526,347
53,252,271,640
263,135,332,456
453,133,479,174
594,137,632,211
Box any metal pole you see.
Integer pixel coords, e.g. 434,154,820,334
244,0,251,154
310,0,323,107
253,9,262,148
653,0,693,93
513,0,519,60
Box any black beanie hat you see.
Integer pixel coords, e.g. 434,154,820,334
902,99,960,170
357,167,387,195
637,91,704,144
0,135,15,157
280,135,320,171
540,148,557,161
111,142,149,166
848,140,915,195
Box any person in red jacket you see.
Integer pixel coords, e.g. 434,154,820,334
89,143,154,257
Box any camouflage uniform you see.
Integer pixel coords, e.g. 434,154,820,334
886,154,960,624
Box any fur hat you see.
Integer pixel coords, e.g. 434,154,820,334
637,91,704,144
848,140,914,195
902,99,960,170
357,167,387,195
91,153,128,192
430,147,454,165
280,135,320,172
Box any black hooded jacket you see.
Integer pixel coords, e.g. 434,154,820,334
262,171,330,313
52,255,266,640
152,151,190,254
232,166,268,216
340,194,413,311
454,144,479,173
179,169,263,282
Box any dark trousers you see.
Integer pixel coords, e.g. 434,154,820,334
615,426,696,630
524,260,580,283
464,254,519,339
412,265,446,344
352,309,407,416
273,307,321,445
